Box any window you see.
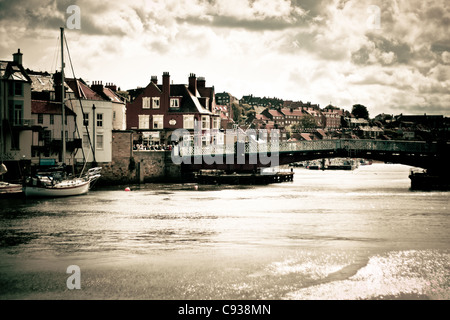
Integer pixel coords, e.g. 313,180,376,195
113,111,116,121
213,117,220,130
11,131,20,150
14,83,23,96
142,97,151,109
9,101,23,126
96,134,103,150
43,130,51,144
183,115,195,129
83,134,90,149
201,116,210,130
50,114,54,125
152,97,160,109
138,115,150,129
97,113,103,127
153,115,164,130
38,114,43,124
8,82,23,96
170,98,179,108
83,113,89,126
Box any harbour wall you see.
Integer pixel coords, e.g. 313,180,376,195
95,131,181,186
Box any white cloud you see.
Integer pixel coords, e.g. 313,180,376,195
0,0,448,116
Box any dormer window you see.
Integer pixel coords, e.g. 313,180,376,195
170,98,179,108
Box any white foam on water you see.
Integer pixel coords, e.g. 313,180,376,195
284,250,450,300
268,258,348,280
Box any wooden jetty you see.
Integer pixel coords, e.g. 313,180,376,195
195,169,294,185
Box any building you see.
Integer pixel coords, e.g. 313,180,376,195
30,99,79,164
65,78,113,164
91,81,127,131
126,72,221,147
280,108,305,126
261,108,285,128
215,91,237,106
322,105,344,130
29,71,81,165
0,49,33,180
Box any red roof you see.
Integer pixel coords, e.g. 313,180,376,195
300,133,312,141
215,105,227,112
268,110,284,117
66,78,105,101
103,87,124,103
256,114,270,121
31,100,76,116
281,108,303,117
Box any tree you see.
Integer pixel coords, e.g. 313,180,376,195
231,102,244,124
352,104,369,119
298,114,318,129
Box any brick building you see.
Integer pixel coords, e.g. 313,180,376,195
126,73,221,146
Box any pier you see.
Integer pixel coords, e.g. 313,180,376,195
195,169,294,185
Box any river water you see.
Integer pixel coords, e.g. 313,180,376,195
0,163,448,300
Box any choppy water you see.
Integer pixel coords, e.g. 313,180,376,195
0,163,448,300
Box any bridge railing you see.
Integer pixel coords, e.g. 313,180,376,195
177,139,437,157
339,139,436,153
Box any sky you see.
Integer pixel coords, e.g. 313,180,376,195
0,0,449,117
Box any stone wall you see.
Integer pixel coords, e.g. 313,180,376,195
97,130,181,186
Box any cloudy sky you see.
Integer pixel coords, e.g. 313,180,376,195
0,0,449,116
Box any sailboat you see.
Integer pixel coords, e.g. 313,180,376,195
23,28,101,197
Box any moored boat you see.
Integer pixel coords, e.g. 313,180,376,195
0,181,23,196
23,167,101,197
22,28,101,198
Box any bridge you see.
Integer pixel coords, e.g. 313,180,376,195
176,139,450,175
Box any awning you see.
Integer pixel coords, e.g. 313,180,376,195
142,132,160,140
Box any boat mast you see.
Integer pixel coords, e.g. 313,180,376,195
61,27,66,165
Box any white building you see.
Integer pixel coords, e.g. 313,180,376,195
30,99,79,165
0,49,33,178
66,78,113,164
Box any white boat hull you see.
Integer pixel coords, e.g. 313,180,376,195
24,180,90,197
0,182,23,195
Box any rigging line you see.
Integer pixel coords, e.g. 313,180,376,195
68,98,87,172
63,32,96,166
50,35,60,74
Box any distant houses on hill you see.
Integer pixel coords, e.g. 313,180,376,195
0,48,449,181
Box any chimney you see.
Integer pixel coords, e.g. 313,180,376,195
162,72,170,110
151,76,158,85
188,73,197,96
13,49,23,65
91,81,104,94
53,71,64,102
197,77,206,89
105,82,117,92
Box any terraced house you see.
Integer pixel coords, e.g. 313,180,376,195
0,49,32,180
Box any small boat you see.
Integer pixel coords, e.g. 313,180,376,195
325,158,358,170
0,181,23,196
0,164,23,196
